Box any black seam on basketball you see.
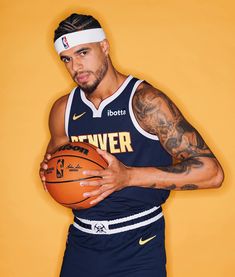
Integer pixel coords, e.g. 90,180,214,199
45,176,101,184
49,154,107,169
59,197,90,205
84,144,109,165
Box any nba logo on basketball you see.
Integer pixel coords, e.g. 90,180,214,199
56,159,64,178
62,36,69,49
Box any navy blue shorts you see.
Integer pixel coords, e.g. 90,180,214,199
60,216,167,277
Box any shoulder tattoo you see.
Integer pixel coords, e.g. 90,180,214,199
132,87,215,160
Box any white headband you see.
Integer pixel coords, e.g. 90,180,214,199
54,28,106,54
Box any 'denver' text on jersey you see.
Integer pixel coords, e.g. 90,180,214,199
70,131,133,154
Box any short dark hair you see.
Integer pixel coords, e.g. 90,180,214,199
54,13,102,42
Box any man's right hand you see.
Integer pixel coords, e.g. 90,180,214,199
39,153,51,191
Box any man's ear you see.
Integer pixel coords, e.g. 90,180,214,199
100,39,110,56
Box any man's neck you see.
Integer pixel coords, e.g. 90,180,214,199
85,66,127,109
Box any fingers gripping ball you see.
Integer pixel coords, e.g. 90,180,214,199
45,142,108,210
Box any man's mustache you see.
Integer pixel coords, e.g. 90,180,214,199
73,71,92,79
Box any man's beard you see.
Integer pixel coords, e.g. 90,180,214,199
75,59,108,94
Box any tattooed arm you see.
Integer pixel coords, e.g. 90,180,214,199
129,83,224,190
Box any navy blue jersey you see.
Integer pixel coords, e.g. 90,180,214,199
65,75,172,219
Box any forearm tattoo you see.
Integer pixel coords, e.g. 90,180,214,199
159,158,203,174
133,87,216,191
157,159,202,190
164,184,199,190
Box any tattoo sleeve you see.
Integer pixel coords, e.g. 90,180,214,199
132,86,217,191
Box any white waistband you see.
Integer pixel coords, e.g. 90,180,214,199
73,206,163,235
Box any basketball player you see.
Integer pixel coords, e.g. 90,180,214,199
40,13,224,277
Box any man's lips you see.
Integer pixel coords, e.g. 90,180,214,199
75,72,90,83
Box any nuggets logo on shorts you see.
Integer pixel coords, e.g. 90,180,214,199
94,223,107,234
62,36,69,49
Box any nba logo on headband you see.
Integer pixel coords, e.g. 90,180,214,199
62,36,69,49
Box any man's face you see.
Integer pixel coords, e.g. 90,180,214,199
59,41,109,94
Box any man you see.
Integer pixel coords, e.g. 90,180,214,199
40,13,224,277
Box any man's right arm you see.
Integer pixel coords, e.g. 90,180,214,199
39,94,70,187
47,94,70,153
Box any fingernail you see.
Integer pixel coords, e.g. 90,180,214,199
83,193,90,197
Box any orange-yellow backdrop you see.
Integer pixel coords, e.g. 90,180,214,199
1,0,234,276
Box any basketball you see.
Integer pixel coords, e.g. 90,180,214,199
45,142,108,210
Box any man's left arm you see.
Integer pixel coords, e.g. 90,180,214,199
129,85,224,190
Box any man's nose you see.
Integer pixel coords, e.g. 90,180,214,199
71,57,83,72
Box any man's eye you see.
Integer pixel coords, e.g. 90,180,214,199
80,51,87,57
61,57,70,63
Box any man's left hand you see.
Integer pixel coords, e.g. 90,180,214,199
80,148,131,205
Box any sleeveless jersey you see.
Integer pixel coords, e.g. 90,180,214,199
65,75,172,220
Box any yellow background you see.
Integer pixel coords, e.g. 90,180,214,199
1,0,234,276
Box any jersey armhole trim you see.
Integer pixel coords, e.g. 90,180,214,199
65,87,77,137
129,80,159,141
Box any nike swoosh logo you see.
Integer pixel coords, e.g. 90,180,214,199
139,235,156,246
73,112,86,120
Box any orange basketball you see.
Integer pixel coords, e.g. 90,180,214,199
45,142,108,210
